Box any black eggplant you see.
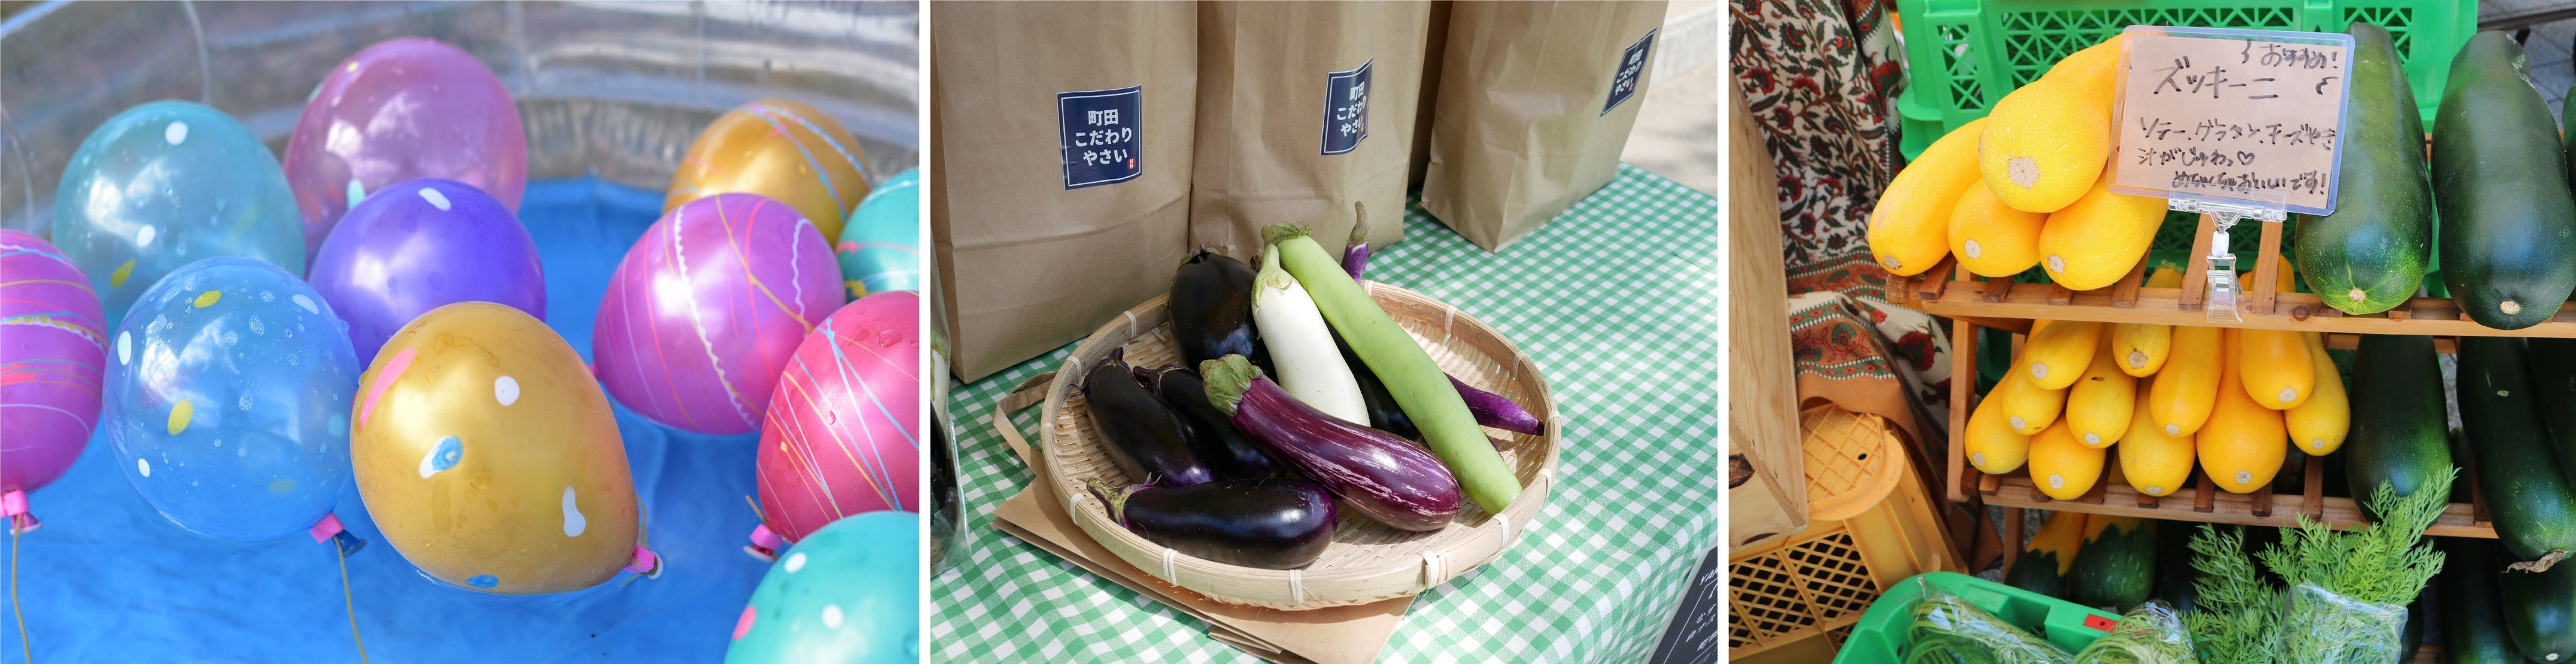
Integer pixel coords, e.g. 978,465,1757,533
1334,328,1418,439
1137,364,1280,480
1170,248,1266,370
1095,478,1337,570
1083,349,1214,487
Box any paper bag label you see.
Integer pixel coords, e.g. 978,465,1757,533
1321,59,1373,155
1603,28,1657,115
1059,85,1145,189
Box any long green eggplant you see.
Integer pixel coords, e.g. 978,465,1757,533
2345,335,2454,523
2458,337,2576,567
2433,31,2576,329
2297,22,2432,315
2438,537,2527,663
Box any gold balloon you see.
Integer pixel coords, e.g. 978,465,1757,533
666,99,871,242
349,302,639,595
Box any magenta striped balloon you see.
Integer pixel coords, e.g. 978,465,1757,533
594,194,843,435
755,291,920,543
1,229,106,496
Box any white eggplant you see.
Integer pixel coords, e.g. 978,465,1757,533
1250,245,1369,423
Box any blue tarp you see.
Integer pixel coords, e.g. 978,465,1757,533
2,178,770,663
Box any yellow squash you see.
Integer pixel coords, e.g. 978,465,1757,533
2238,327,2315,410
2149,325,2223,437
2285,332,2351,455
1870,119,1988,275
2024,510,2089,574
2201,330,2289,494
2028,420,2107,500
2043,34,2126,106
2066,338,2137,448
1979,78,2111,214
1999,364,2070,435
2118,382,2196,497
2110,265,2184,377
1966,384,2035,474
1950,183,2049,277
2019,319,2104,390
2036,176,2165,291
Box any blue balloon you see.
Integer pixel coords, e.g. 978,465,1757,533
834,168,919,298
52,100,306,327
726,512,919,663
102,257,359,541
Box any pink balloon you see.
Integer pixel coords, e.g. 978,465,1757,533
283,38,528,263
0,229,105,502
595,194,842,435
756,292,920,542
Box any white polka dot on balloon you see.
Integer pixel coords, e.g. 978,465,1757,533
419,187,451,211
820,605,843,630
561,486,587,537
136,226,156,248
494,376,520,406
292,294,320,314
164,121,188,145
118,331,131,365
137,458,151,477
784,552,806,574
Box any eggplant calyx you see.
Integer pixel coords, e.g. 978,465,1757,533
1180,246,1217,267
1199,354,1263,417
1252,246,1299,298
1085,479,1146,525
1260,222,1314,248
1347,202,1370,246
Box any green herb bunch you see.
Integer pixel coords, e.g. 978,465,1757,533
2184,469,2456,663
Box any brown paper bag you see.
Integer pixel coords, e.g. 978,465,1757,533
931,1,1198,381
1408,1,1454,188
1188,1,1431,261
1420,1,1667,251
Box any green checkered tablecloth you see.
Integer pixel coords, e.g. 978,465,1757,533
933,164,1722,663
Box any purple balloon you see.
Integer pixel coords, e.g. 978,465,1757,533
309,180,545,365
0,229,106,505
283,38,528,264
594,193,841,435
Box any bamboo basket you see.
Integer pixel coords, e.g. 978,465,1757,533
1035,284,1563,609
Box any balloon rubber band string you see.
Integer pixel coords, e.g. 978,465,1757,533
336,541,367,664
12,528,26,664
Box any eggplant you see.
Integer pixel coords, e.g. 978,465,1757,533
1170,248,1265,370
1094,478,1336,570
1342,203,1372,280
1201,354,1462,531
1137,364,1280,479
1334,329,1418,439
1449,375,1544,436
1083,349,1214,487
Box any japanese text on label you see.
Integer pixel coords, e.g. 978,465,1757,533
1602,28,1657,115
1057,85,1145,189
2111,30,2351,213
1322,59,1373,155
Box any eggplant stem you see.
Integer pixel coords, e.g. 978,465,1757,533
1198,355,1263,417
1262,222,1314,248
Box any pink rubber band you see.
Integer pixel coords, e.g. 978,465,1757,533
1,490,26,517
625,546,660,575
309,513,346,544
749,523,785,550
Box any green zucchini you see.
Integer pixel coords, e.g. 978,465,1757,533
2433,31,2576,329
2458,336,2576,566
2003,510,2087,599
2067,515,2155,613
2503,552,2576,661
2345,335,2455,523
2528,337,2576,483
2296,22,2432,315
2439,537,2528,664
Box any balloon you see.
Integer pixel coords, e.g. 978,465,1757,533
726,512,920,664
756,292,921,544
835,168,919,298
667,100,871,243
351,302,639,595
53,100,304,327
308,179,545,366
102,257,357,541
1,230,106,517
284,38,528,263
594,193,841,435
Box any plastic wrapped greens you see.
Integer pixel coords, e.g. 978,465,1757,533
2273,581,2407,664
2071,601,2194,663
1905,585,2075,664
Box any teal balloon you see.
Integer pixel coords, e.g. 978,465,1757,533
53,100,305,327
834,168,919,298
727,511,919,664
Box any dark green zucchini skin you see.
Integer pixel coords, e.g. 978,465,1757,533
2433,31,2576,330
2150,519,2198,614
2458,337,2576,564
2528,337,2576,482
2438,537,2527,664
2345,335,2454,523
2068,520,2155,613
2502,552,2576,661
2003,550,2068,599
2297,22,2431,315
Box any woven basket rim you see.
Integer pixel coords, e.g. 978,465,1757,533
1037,283,1563,609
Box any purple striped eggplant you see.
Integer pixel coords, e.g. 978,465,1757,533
1092,478,1336,570
1137,364,1281,479
1200,354,1461,531
1450,375,1544,436
1083,349,1214,487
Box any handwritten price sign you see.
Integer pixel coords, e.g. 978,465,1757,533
2110,27,2355,215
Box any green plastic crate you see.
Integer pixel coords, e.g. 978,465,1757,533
1830,572,2124,662
1894,0,2478,158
